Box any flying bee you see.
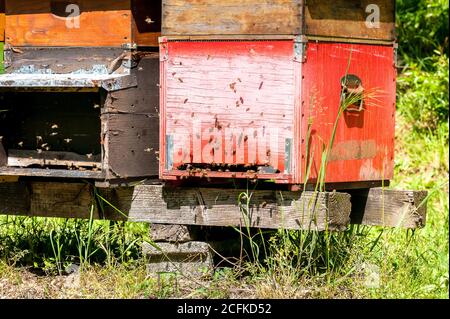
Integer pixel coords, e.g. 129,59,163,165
51,124,59,130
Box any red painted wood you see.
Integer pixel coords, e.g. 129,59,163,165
160,40,396,186
301,43,396,184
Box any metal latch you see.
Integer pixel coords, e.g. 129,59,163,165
294,35,308,63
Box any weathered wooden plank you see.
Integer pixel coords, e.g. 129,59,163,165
104,53,160,114
100,54,159,182
102,113,159,180
349,188,428,229
0,182,352,231
0,168,104,179
7,149,101,168
0,182,30,215
162,0,304,36
4,47,126,75
305,0,395,41
0,182,428,230
111,185,351,230
31,182,103,219
5,0,132,47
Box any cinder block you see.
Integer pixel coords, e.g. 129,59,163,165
149,224,196,243
143,241,213,277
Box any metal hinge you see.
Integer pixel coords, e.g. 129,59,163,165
159,37,169,62
121,43,137,50
294,35,308,63
3,44,13,69
393,42,399,68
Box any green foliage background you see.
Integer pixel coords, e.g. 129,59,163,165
397,0,449,130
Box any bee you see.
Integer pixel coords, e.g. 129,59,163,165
18,141,24,147
50,132,58,137
64,138,73,144
86,153,93,159
51,124,59,130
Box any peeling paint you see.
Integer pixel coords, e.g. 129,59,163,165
13,64,111,75
359,160,381,180
330,140,377,162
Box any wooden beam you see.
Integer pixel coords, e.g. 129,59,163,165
349,188,428,229
0,182,428,230
0,182,352,231
109,185,352,231
0,168,104,179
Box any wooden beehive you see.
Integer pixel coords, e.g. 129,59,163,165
159,0,397,189
0,0,161,185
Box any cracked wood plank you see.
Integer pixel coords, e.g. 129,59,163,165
0,182,427,230
0,182,351,231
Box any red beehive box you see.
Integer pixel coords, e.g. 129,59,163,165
159,0,397,189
